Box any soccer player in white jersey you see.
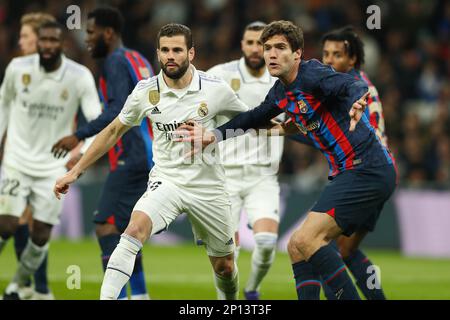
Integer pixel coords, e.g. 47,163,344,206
54,23,248,300
0,12,57,300
0,21,102,299
207,21,282,300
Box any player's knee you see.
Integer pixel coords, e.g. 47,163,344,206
30,232,50,247
0,216,19,239
124,222,147,244
254,232,277,264
337,239,357,260
95,223,119,238
213,258,235,278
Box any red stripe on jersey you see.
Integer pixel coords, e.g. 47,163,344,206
124,51,143,81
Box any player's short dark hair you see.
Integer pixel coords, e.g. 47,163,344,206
260,20,304,52
321,26,365,69
87,7,124,34
157,23,193,49
38,21,65,36
244,21,267,33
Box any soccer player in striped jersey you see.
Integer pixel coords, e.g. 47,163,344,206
51,7,155,300
175,20,397,300
290,26,391,300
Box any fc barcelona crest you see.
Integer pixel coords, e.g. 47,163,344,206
198,102,208,117
148,90,160,105
231,79,240,92
297,100,308,113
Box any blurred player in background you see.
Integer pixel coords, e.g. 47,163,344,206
54,23,248,300
207,21,282,300
51,7,154,300
175,20,397,300
0,12,59,300
320,26,389,300
0,21,102,299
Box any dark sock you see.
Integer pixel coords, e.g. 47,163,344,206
344,249,386,300
292,261,321,300
14,224,32,287
309,244,361,300
34,254,49,294
322,240,339,300
98,234,127,299
129,251,148,296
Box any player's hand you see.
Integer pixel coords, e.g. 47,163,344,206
349,92,369,132
51,135,80,159
173,120,216,157
54,170,80,200
281,118,305,135
65,153,82,170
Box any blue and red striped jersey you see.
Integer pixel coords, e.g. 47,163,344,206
216,59,394,178
75,47,155,172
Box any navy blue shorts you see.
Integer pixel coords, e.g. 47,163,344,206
311,164,397,237
93,170,149,232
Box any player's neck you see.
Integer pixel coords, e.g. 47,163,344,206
246,65,265,78
163,65,193,90
108,39,123,55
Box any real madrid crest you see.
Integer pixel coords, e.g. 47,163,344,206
198,102,208,117
22,74,31,92
148,90,160,105
231,79,240,92
61,89,69,101
297,100,308,113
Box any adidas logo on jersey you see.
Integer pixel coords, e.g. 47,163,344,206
225,238,234,246
151,107,161,114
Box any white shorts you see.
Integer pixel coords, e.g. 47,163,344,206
133,175,235,257
0,165,65,225
225,165,280,232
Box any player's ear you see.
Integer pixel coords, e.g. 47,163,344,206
294,48,302,61
188,46,195,62
349,55,357,68
103,27,114,42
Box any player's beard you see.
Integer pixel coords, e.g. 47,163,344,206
244,53,265,71
38,48,62,71
160,58,190,80
91,35,109,58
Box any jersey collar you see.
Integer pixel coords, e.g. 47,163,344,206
238,57,271,84
157,65,201,97
34,54,68,82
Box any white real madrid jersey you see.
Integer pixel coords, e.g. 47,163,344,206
0,54,102,177
119,65,249,190
207,57,284,168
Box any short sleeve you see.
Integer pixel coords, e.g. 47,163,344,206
118,85,146,127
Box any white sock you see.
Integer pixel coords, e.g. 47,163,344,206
214,261,239,300
245,232,277,292
12,239,49,287
100,234,142,300
131,293,151,300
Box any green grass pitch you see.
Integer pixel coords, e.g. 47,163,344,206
1,239,450,300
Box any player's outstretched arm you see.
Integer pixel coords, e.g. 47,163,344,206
54,117,131,199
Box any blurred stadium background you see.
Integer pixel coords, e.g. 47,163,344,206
0,0,450,299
